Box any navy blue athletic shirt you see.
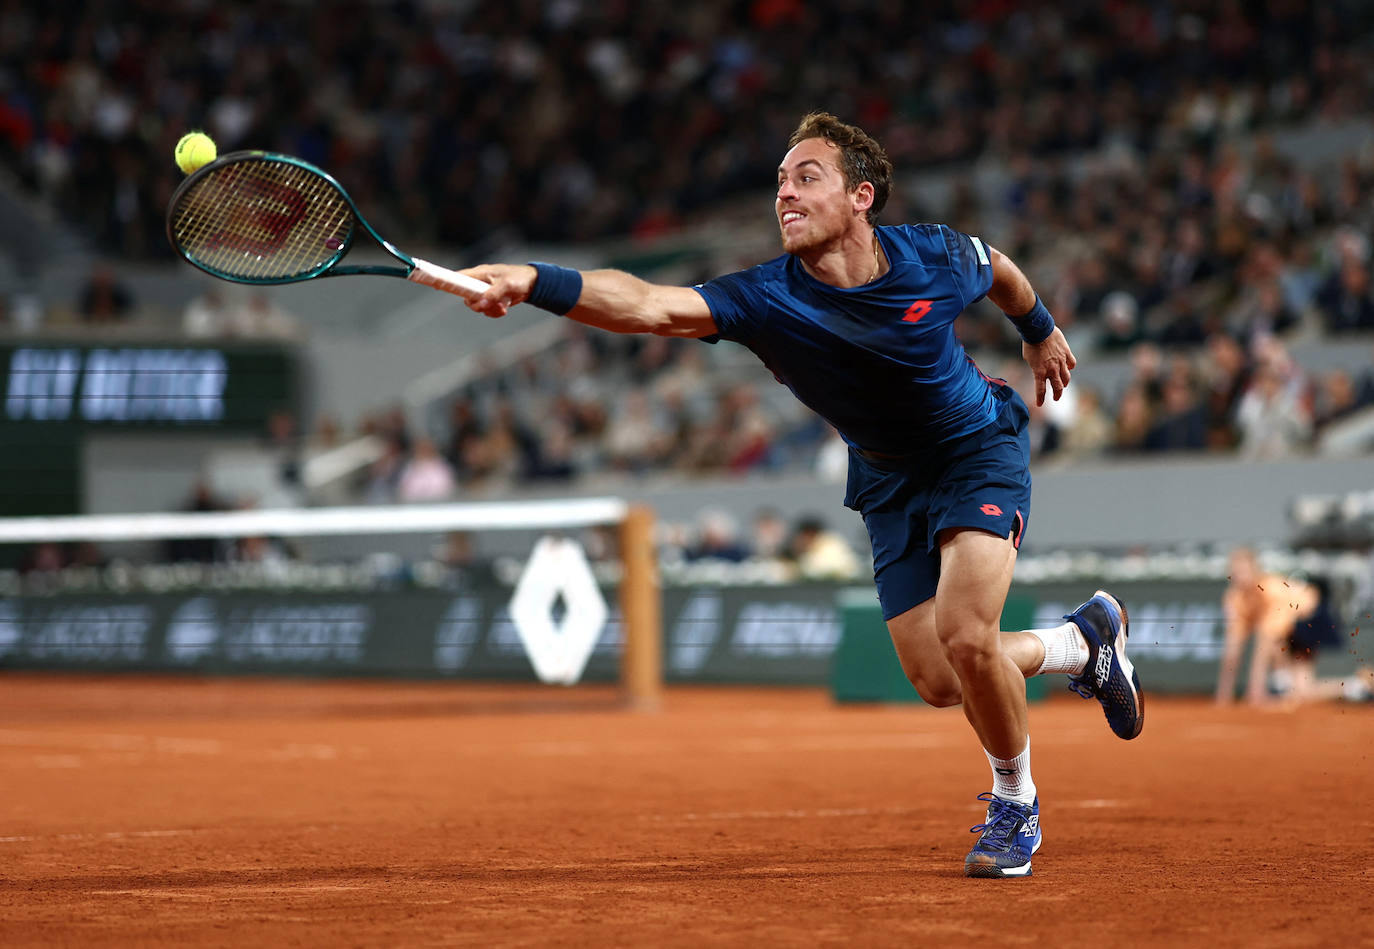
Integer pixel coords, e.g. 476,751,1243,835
693,223,998,454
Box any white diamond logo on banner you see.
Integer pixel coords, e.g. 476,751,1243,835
509,536,608,685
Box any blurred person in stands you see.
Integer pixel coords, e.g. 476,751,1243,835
685,508,749,563
361,433,406,504
228,293,301,339
1111,385,1154,454
1312,368,1365,431
813,424,850,483
604,388,667,474
78,262,133,324
182,284,233,337
1217,547,1322,707
1144,375,1207,452
749,507,791,564
164,478,229,563
1059,385,1113,460
456,112,1143,878
1316,250,1374,333
1096,291,1144,353
788,515,861,582
397,436,457,503
1200,333,1249,450
1236,357,1308,461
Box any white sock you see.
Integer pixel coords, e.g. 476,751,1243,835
1028,621,1089,675
986,738,1036,806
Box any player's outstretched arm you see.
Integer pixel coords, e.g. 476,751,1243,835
986,247,1076,405
458,263,718,338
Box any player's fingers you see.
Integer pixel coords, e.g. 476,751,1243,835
1036,372,1047,406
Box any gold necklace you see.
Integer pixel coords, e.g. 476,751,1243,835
869,238,881,283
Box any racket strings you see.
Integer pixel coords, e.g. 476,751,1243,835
171,160,355,280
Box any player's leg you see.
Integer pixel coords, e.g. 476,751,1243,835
933,526,1043,878
886,602,1055,707
933,527,1026,757
873,510,1063,707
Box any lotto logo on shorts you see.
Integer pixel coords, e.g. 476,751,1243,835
980,503,1003,517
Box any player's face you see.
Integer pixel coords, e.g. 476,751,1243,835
776,138,860,254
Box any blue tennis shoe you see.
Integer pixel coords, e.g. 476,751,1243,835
1066,590,1144,740
964,793,1040,878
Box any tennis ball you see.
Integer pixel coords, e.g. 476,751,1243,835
174,131,218,174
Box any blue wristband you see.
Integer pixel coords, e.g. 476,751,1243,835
527,262,583,315
1007,295,1055,344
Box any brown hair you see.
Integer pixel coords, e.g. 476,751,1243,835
788,112,893,225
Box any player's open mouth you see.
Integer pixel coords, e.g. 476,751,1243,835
781,211,804,227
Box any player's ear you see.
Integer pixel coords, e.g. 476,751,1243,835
852,181,875,215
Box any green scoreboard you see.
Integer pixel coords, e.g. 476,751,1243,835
0,342,299,516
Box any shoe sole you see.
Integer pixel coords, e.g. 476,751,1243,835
1093,590,1144,740
963,836,1041,879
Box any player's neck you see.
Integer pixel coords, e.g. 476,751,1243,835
797,227,885,288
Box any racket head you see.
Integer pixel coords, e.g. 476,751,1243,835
167,151,387,285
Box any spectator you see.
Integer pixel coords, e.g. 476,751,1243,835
362,434,406,504
788,516,861,582
182,285,233,337
227,293,301,339
78,262,133,324
1144,377,1208,452
1316,253,1374,333
164,479,229,563
685,509,750,563
604,388,667,473
397,436,458,502
749,507,790,563
1234,364,1311,460
1059,385,1113,460
1111,385,1154,454
1096,292,1144,353
1200,333,1250,450
1313,368,1365,430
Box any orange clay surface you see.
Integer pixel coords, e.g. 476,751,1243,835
1,674,1371,948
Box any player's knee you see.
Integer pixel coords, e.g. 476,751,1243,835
912,677,962,707
940,630,1000,676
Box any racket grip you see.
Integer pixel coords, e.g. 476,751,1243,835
408,258,491,296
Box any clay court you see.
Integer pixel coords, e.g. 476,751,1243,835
2,674,1371,947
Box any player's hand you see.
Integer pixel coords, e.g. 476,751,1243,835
1022,327,1076,405
458,264,539,318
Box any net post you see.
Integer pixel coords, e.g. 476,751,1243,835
618,503,662,711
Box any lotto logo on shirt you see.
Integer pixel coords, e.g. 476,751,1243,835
902,299,933,323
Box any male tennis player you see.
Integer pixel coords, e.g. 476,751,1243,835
458,112,1143,878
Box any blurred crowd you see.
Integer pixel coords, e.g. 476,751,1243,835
1,1,1369,257
341,318,1374,509
1,1,1373,492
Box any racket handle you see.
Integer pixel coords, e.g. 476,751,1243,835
408,258,491,296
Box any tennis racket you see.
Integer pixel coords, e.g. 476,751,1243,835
166,150,489,297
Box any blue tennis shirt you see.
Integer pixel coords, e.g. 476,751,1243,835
693,223,999,454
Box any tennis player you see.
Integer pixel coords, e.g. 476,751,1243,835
458,112,1144,878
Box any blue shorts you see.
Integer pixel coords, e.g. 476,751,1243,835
844,384,1031,620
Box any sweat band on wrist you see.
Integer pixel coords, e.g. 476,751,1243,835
1007,295,1055,344
527,262,583,315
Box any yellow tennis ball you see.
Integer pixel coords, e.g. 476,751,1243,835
174,132,218,174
